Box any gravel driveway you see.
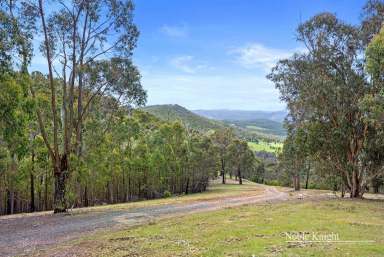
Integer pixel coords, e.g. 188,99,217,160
0,185,289,257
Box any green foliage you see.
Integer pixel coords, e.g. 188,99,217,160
268,9,384,195
163,190,172,198
366,26,384,79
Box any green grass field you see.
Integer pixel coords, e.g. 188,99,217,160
86,199,384,257
36,181,384,257
248,141,283,153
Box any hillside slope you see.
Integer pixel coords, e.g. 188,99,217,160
142,104,225,131
142,105,286,141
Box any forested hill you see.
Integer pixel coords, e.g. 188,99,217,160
193,109,287,139
142,104,286,140
142,104,226,131
193,109,287,122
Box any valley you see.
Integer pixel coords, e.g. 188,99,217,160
142,104,285,154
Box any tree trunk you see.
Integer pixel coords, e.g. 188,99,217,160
128,173,131,201
237,166,242,185
305,166,310,189
293,174,300,191
84,185,89,207
6,189,13,215
221,158,226,184
37,176,42,211
372,177,380,194
30,150,35,212
30,172,35,212
13,192,18,213
185,177,189,194
122,169,126,202
44,169,48,211
349,171,361,198
53,155,68,213
107,182,113,203
8,155,17,214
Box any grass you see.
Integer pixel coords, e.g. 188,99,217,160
248,141,283,153
246,125,269,131
32,181,384,257
73,198,384,257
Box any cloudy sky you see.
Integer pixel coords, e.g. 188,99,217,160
31,0,367,111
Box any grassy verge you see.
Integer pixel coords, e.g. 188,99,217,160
73,198,384,257
248,141,283,153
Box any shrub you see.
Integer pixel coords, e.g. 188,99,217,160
163,190,172,198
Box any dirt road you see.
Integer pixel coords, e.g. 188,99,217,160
0,184,312,257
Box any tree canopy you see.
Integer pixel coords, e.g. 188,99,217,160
268,1,384,197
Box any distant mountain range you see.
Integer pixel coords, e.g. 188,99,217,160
142,104,287,141
193,109,287,122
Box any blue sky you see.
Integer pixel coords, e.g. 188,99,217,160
31,0,367,111
131,0,367,111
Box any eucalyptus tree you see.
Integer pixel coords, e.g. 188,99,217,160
278,130,308,191
10,0,145,212
211,128,234,184
0,75,29,213
361,0,384,46
185,131,217,192
0,0,36,214
269,14,362,195
360,26,384,193
227,139,254,185
269,5,384,196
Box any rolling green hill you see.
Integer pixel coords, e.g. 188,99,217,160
141,105,286,145
225,119,286,137
141,104,226,131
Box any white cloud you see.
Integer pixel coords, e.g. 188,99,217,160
230,43,301,71
170,55,208,74
160,24,188,38
141,73,285,111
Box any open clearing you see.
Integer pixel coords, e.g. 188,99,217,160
89,198,384,257
248,141,283,153
1,180,383,257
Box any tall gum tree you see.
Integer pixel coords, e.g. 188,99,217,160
6,0,145,213
268,10,384,197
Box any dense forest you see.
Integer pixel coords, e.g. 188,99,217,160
0,0,258,215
